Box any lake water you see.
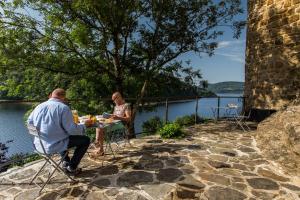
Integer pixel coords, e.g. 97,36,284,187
0,94,242,156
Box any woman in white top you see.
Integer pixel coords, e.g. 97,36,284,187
92,92,131,156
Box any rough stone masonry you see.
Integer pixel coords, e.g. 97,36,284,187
245,0,300,111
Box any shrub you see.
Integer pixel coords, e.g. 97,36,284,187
202,118,211,123
86,127,96,141
142,116,163,135
158,123,185,139
174,114,203,126
8,153,42,168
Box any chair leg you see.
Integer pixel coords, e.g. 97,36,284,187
236,117,251,132
126,134,131,147
233,117,246,132
48,157,76,182
123,130,132,148
105,132,116,158
124,138,131,149
60,151,68,163
38,164,58,194
108,142,116,158
38,156,75,194
30,160,47,185
110,134,120,152
242,120,251,131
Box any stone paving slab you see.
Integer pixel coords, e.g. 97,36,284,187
1,122,300,200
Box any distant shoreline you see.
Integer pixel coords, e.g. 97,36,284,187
0,100,34,105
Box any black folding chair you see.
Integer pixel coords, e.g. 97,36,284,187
27,125,77,194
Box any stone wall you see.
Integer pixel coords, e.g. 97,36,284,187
256,101,300,175
245,0,300,111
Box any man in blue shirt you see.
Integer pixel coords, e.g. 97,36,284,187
27,88,91,174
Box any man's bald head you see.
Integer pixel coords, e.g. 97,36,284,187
51,88,66,100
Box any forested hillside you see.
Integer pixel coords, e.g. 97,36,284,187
208,81,244,94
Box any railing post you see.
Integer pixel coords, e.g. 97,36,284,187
195,96,198,124
217,97,220,120
165,98,169,124
242,96,246,113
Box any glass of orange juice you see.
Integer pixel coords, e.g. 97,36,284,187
91,116,97,124
72,110,79,124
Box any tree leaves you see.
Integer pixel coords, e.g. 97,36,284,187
0,0,245,102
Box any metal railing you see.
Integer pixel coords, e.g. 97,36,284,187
0,95,245,172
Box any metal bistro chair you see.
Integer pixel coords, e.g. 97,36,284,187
103,122,131,158
233,108,252,132
27,125,77,194
225,105,251,132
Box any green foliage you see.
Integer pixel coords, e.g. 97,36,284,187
208,81,244,94
0,0,244,98
9,153,42,168
23,103,38,122
203,118,211,123
85,127,96,142
0,0,245,134
197,89,217,97
174,114,200,126
174,114,211,127
142,116,163,135
158,123,185,139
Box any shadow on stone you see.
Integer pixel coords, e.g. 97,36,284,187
205,186,247,200
70,186,85,197
78,168,101,179
92,179,111,187
208,160,231,169
146,140,163,144
222,151,236,157
117,171,153,187
157,168,183,182
144,160,164,170
98,165,119,175
38,192,60,200
247,178,279,190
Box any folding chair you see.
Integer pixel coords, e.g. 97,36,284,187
103,123,131,157
110,125,131,150
122,126,132,148
27,125,77,194
101,122,133,160
233,108,251,132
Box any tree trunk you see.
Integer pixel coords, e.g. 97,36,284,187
115,76,123,95
126,117,136,139
112,32,124,95
127,79,148,138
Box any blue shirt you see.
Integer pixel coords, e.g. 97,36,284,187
27,98,86,154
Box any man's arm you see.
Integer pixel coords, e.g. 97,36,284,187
61,107,86,135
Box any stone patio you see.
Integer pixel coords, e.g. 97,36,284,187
1,122,300,200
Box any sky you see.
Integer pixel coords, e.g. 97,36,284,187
180,1,248,84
